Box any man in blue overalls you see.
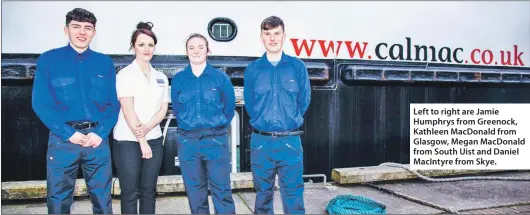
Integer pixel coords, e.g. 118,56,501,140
31,8,120,214
243,16,312,214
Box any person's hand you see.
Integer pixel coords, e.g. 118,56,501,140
139,141,152,159
68,132,89,146
86,132,103,148
134,123,152,138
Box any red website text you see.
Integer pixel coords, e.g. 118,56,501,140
290,37,525,67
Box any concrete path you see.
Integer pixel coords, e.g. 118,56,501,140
2,172,529,214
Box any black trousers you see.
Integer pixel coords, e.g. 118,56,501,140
113,136,163,214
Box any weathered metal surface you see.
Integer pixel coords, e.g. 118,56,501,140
333,70,530,174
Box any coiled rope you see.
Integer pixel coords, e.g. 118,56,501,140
326,195,386,214
326,162,530,214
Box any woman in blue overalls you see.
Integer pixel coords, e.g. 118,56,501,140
170,33,237,214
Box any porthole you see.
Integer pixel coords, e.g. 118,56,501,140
207,17,238,42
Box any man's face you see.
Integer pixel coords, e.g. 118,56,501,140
260,26,285,54
64,20,95,52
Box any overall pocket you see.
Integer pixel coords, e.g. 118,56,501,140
176,91,193,119
51,77,77,102
203,87,223,114
89,75,109,103
283,136,303,162
280,76,299,110
254,81,272,94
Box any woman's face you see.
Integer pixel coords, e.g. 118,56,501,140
133,33,155,62
186,37,208,65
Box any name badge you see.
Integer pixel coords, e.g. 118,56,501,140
156,79,165,84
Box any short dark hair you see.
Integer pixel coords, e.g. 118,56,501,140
185,33,210,53
65,8,97,26
130,22,158,50
261,16,284,32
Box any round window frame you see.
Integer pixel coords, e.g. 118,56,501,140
207,17,238,42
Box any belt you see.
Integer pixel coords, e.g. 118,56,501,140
252,128,304,137
178,127,227,139
66,121,98,130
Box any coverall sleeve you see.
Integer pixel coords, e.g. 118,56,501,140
32,53,76,141
220,72,236,127
94,58,120,139
297,62,311,116
243,64,256,118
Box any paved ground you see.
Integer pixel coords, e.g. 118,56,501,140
2,171,529,214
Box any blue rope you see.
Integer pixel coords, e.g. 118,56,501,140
326,195,387,214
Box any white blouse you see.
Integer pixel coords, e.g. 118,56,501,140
113,60,169,141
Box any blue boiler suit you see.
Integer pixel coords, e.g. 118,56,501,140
32,44,120,214
170,63,237,214
243,52,311,214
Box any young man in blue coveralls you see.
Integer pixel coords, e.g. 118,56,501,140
244,16,312,214
32,8,120,214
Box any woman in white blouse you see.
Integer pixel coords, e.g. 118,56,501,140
112,21,168,214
